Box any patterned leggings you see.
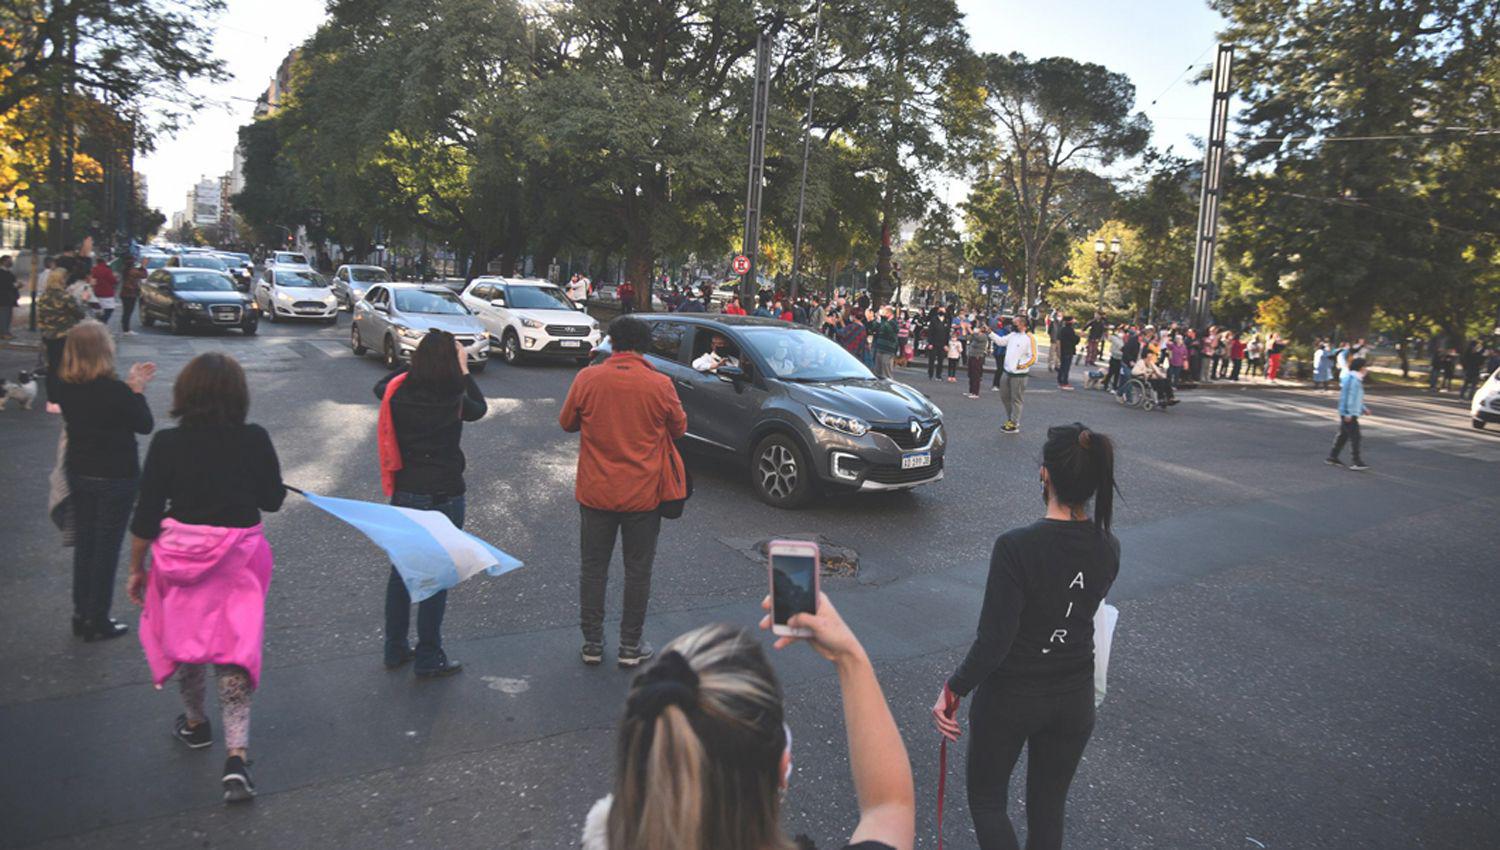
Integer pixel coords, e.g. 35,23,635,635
179,664,253,750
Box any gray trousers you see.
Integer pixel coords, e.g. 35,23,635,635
579,504,662,647
875,351,894,378
1000,372,1028,424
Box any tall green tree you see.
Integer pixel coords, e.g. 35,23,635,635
974,53,1150,310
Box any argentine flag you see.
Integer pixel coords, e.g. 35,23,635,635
300,491,523,602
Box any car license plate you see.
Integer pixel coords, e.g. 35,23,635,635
901,451,931,470
560,340,582,348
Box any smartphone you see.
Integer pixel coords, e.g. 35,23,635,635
768,539,820,638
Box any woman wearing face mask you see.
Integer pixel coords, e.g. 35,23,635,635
585,595,915,850
932,422,1120,850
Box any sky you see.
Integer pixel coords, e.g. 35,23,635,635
140,0,1230,217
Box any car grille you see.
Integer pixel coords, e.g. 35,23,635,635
872,420,940,450
452,335,479,347
294,301,327,312
209,304,242,324
865,457,944,485
546,324,591,337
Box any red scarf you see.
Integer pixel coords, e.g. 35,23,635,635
377,373,409,497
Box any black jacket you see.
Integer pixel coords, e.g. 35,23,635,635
1057,324,1080,357
373,371,486,496
926,311,951,346
1120,334,1141,365
131,424,285,539
55,377,154,479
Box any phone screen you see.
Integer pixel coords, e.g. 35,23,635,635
771,554,818,625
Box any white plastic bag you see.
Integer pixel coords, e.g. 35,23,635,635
1094,601,1119,707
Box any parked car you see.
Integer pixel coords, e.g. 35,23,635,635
166,253,233,279
351,283,489,371
332,264,393,310
138,268,259,335
457,276,600,365
593,314,945,507
253,266,339,323
1471,367,1500,429
140,253,171,273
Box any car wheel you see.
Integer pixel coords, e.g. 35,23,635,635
141,309,155,328
1474,418,1486,430
469,361,487,374
383,336,401,370
171,308,189,335
501,330,524,365
351,324,367,356
241,317,258,336
751,433,813,509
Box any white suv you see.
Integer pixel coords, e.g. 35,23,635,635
458,277,601,365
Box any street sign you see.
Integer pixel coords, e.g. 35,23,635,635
732,254,751,275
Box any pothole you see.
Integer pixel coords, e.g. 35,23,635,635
718,534,859,577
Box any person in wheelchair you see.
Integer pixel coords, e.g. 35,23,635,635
1139,349,1178,405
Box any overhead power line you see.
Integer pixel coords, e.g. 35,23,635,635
1235,127,1498,144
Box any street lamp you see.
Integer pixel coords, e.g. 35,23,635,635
1094,236,1121,311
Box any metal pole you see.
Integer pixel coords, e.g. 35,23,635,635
788,0,824,305
1189,45,1233,330
740,32,772,308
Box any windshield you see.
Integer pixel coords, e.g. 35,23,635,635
143,255,169,270
275,252,308,265
350,267,391,283
741,327,873,381
506,285,573,310
275,269,330,288
180,255,227,270
172,272,236,292
395,289,468,315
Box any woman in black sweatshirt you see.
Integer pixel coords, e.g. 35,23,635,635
932,422,1120,850
52,320,156,641
373,330,486,678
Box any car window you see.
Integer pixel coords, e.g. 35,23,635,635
275,252,308,265
649,322,687,362
394,289,468,315
171,272,236,292
335,268,347,281
740,326,871,381
351,267,391,283
468,283,493,301
689,328,742,363
143,255,169,271
367,286,387,305
504,285,572,310
275,269,330,288
179,255,227,270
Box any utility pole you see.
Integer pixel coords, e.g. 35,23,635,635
788,0,824,306
1189,45,1233,331
740,32,772,308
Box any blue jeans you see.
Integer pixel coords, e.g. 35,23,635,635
69,474,138,623
385,491,464,667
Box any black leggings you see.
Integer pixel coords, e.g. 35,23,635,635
966,684,1095,850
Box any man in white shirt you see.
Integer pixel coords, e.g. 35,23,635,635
692,334,740,373
989,316,1038,434
567,274,589,302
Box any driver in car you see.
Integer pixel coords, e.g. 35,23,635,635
767,342,797,375
692,334,740,373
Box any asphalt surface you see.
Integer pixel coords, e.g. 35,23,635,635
1,314,1496,849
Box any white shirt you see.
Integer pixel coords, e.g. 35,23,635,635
692,351,739,372
990,331,1038,374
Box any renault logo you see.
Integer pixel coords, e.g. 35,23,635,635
910,419,921,439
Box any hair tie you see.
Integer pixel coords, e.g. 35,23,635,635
626,651,700,720
1078,427,1092,449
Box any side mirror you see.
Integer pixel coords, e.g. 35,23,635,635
574,302,586,312
490,298,506,307
716,363,746,382
373,303,389,314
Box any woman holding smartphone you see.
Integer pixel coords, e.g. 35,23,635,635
583,594,915,850
933,422,1120,850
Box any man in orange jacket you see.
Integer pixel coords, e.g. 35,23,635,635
559,316,687,667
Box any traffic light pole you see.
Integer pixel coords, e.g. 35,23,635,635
740,32,772,308
1189,45,1233,331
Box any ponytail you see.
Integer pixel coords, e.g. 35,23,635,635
613,704,708,850
1043,422,1119,533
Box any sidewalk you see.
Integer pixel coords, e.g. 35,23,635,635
1,295,41,352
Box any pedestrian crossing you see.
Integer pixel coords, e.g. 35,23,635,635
1187,390,1500,463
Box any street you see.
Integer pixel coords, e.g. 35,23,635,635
1,314,1496,850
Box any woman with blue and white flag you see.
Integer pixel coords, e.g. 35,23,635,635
372,330,486,678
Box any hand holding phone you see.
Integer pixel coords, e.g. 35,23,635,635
767,539,819,638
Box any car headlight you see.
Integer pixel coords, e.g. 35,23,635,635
323,295,337,306
809,405,870,437
182,301,205,311
275,290,293,303
520,317,545,330
396,326,424,340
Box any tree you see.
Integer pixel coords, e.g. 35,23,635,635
895,203,964,295
975,53,1150,310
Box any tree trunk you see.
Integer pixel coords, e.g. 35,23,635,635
872,184,896,307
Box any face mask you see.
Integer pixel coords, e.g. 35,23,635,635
782,723,794,789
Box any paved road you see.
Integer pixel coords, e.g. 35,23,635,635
1,315,1496,849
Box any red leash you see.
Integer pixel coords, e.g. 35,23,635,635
936,685,958,850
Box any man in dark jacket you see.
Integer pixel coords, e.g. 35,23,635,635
1056,316,1081,390
926,307,951,380
0,255,18,339
1117,326,1141,396
872,305,899,378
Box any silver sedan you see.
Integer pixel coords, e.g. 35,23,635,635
351,283,491,372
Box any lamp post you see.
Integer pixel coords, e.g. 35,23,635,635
1093,236,1121,311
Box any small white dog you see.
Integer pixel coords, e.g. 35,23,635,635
0,370,37,410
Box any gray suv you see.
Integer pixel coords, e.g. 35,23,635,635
596,314,945,507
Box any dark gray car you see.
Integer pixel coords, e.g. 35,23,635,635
595,314,945,507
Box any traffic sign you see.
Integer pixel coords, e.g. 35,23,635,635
732,254,751,275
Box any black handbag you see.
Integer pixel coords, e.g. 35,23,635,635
658,448,693,519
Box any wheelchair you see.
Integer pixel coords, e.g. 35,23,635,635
1117,375,1168,411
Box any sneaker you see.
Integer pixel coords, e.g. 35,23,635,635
414,650,464,678
947,377,956,383
1001,421,1018,434
1325,457,1344,467
174,714,212,749
1349,462,1369,472
383,642,414,669
222,756,256,803
581,642,604,666
990,385,1000,392
1059,384,1075,391
618,641,656,669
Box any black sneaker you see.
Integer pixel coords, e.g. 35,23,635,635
1325,457,1344,467
1349,462,1369,472
581,642,604,666
174,714,212,749
414,650,463,679
618,641,655,669
82,618,129,642
383,642,414,669
222,756,255,803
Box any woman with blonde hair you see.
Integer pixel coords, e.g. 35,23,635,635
585,593,914,850
52,320,156,641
